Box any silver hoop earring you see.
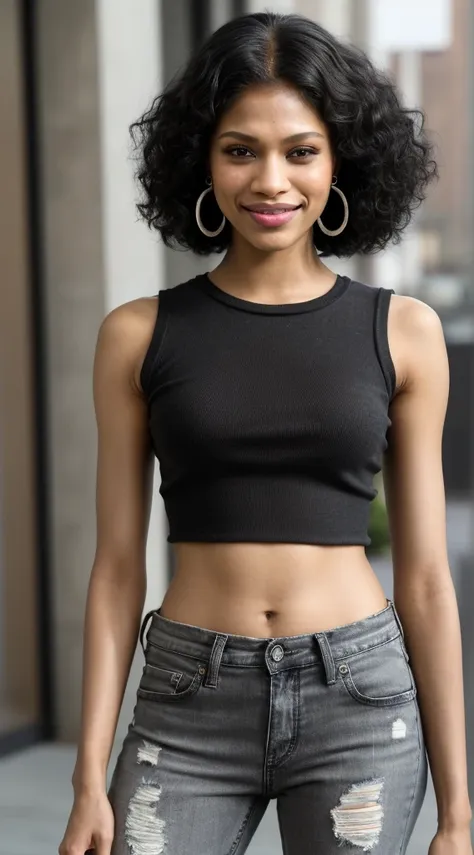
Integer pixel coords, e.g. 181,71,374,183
317,177,349,237
195,177,226,237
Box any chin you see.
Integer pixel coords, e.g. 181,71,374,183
250,231,300,243
246,236,296,248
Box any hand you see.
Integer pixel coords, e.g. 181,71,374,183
428,827,473,855
58,789,114,855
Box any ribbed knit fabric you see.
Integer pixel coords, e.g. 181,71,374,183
140,273,396,546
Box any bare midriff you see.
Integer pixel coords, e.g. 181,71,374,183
159,542,388,637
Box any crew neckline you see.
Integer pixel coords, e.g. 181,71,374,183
193,272,350,315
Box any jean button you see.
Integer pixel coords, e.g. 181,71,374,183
271,645,284,662
339,663,348,674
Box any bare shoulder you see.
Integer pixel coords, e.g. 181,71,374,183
96,296,159,394
387,293,446,396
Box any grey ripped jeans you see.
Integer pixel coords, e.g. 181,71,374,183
108,598,427,855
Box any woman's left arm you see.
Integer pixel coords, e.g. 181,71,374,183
383,295,472,837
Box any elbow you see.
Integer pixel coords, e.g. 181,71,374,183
90,556,147,595
394,571,455,608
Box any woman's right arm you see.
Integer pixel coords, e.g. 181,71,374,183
59,299,157,855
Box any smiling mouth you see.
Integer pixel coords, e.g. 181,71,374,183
242,206,302,213
241,207,303,227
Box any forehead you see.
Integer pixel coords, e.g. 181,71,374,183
216,83,326,137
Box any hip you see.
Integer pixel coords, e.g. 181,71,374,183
127,598,426,801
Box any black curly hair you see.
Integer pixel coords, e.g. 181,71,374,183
129,10,438,258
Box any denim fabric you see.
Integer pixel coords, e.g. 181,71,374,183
108,598,427,854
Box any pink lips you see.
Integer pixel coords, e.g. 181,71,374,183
243,207,301,227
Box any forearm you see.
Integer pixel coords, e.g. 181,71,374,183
395,579,472,829
72,564,146,793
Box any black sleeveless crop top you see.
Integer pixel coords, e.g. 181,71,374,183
140,273,396,547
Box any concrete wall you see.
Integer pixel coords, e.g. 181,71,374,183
35,0,107,744
35,0,167,743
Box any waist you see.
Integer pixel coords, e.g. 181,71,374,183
160,543,388,636
142,597,404,672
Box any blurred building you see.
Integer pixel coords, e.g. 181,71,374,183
0,5,472,815
421,0,471,279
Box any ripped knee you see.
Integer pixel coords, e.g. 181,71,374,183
330,778,384,851
125,740,167,854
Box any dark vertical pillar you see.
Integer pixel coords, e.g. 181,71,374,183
20,0,55,744
190,0,213,48
232,0,247,17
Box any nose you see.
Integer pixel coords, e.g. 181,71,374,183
249,154,292,198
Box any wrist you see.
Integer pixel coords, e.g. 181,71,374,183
72,778,108,798
72,762,107,795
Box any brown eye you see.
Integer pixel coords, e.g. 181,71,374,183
225,146,252,157
290,147,318,159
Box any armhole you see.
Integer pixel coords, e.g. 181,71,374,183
139,288,170,396
373,287,397,401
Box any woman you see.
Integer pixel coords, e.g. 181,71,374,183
59,11,472,855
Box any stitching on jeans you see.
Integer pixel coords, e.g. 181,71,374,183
332,633,402,663
146,639,203,662
340,668,416,707
144,663,183,678
227,797,261,855
397,701,423,854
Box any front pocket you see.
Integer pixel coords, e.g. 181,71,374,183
137,662,205,701
337,635,417,707
137,643,207,702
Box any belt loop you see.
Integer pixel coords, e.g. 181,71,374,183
204,633,228,689
314,631,336,685
390,599,405,640
139,609,156,655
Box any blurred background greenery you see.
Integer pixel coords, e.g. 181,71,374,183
367,473,391,555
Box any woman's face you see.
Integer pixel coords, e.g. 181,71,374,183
208,83,336,250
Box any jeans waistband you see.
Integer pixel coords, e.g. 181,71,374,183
139,598,405,688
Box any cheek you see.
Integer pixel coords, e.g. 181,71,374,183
306,159,334,192
216,167,246,195
213,175,248,218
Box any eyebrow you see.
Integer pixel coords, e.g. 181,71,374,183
217,130,325,143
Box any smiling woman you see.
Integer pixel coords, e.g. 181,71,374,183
129,14,435,259
58,10,472,855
